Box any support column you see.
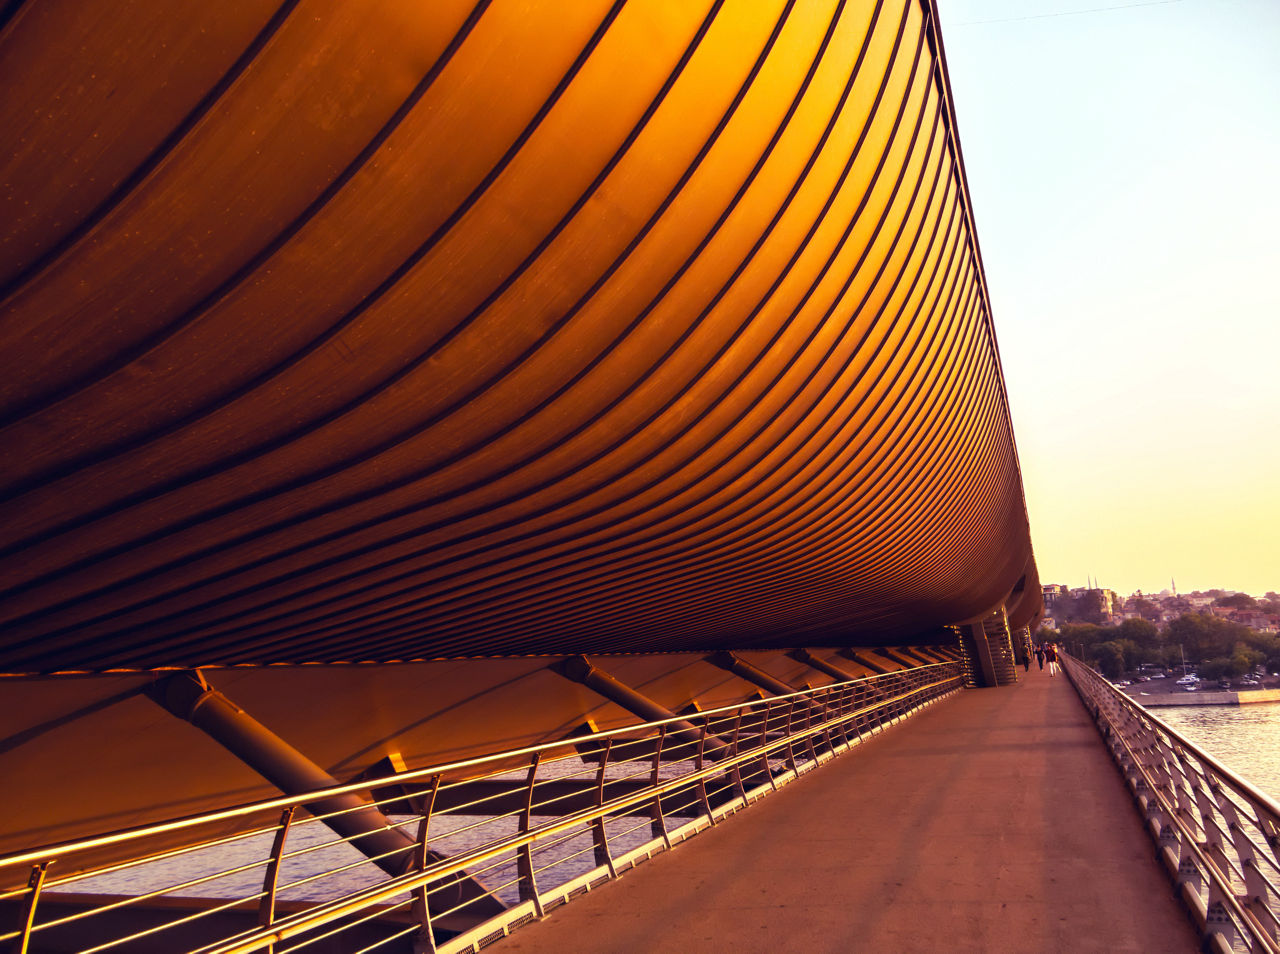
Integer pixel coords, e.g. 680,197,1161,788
708,652,835,722
839,650,891,675
150,672,414,876
708,651,802,696
149,671,506,926
879,648,925,669
553,656,732,762
787,649,860,683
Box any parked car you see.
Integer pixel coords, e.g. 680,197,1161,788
1176,674,1199,686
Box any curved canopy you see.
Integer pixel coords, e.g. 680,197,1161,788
0,0,1037,672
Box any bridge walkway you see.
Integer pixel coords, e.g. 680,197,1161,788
501,668,1199,953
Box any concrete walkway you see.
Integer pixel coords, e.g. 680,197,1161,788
502,668,1199,953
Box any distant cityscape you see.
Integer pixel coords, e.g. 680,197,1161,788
1040,583,1280,633
1039,583,1280,679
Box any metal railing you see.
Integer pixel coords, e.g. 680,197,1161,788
1,661,962,954
1065,655,1280,954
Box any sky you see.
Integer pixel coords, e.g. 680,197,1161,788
934,0,1280,597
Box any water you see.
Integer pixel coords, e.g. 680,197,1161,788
1152,701,1280,800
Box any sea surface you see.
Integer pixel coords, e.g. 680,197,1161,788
1151,701,1280,801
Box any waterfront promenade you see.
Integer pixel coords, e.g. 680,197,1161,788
504,670,1198,953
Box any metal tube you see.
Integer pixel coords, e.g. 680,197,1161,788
258,806,294,935
709,651,800,697
881,647,927,668
712,652,835,724
788,648,860,683
553,656,732,762
840,649,892,675
149,672,415,878
14,861,49,954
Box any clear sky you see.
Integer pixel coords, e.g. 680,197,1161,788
935,0,1280,597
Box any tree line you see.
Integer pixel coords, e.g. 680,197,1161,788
1050,613,1280,680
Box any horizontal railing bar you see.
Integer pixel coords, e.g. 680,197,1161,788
29,853,274,934
189,677,960,954
1090,677,1280,824
0,666,957,954
78,888,271,954
2,665,954,872
348,921,420,954
1065,657,1280,953
4,821,280,900
277,896,412,954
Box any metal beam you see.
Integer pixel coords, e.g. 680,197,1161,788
787,649,861,683
707,652,841,727
553,656,732,762
150,672,415,876
839,650,891,675
707,651,802,697
878,648,918,669
149,672,505,927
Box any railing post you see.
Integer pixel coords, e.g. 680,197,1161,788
258,804,295,952
592,739,617,875
411,775,441,954
1175,852,1202,895
800,699,819,768
760,700,779,791
11,861,49,954
695,723,716,825
518,752,543,915
1217,790,1274,935
1191,778,1234,880
1204,880,1240,952
650,726,671,847
829,685,852,752
1164,746,1200,839
851,683,869,740
728,710,746,802
781,698,799,776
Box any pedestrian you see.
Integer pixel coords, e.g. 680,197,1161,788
1021,639,1031,672
1044,642,1059,677
1034,644,1045,671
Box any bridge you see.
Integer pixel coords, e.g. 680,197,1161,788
0,0,1276,951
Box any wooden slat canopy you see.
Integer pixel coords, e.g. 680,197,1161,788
0,0,1038,672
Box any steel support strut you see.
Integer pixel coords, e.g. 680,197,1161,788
149,671,415,877
552,655,733,762
840,649,891,675
787,648,860,683
147,671,505,928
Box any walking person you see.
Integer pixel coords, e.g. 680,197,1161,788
1021,637,1031,672
1034,643,1045,671
1044,641,1059,677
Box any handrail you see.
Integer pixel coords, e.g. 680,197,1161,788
1,660,964,954
0,660,952,872
1064,654,1280,954
196,680,950,954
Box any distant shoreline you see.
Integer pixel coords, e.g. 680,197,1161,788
1125,681,1280,708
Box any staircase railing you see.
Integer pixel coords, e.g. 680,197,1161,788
1065,654,1280,954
